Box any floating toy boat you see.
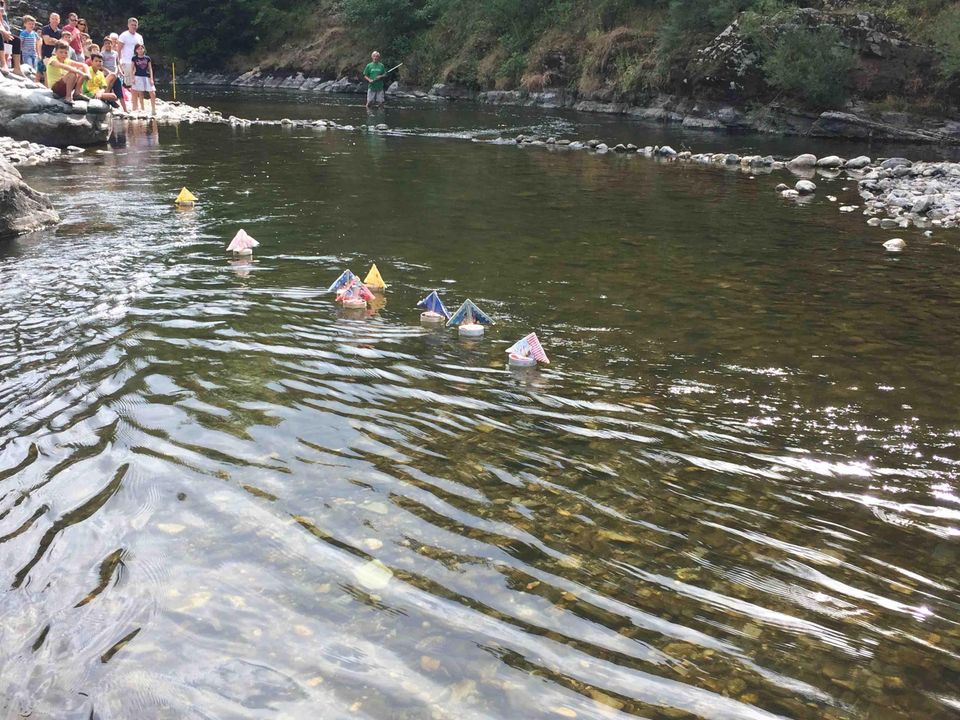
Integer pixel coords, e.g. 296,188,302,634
447,299,493,337
175,187,197,206
337,276,375,309
416,290,450,324
226,229,259,256
327,270,358,293
506,332,550,367
364,264,387,292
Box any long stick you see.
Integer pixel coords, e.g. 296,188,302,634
172,61,177,101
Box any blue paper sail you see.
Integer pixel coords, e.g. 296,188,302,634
446,299,493,327
326,269,357,293
416,290,451,320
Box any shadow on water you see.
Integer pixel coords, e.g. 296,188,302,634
0,92,959,720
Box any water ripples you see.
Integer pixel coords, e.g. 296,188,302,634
1,117,959,720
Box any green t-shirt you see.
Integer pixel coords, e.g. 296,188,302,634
364,61,386,91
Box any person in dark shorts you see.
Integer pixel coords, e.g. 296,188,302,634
37,12,61,84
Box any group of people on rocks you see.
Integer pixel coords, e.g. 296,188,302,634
0,7,157,115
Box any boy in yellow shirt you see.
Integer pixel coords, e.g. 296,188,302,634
45,40,89,102
81,53,119,105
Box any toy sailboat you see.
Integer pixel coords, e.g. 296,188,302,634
175,187,197,206
337,276,375,309
364,264,387,292
506,332,550,367
446,299,493,337
226,229,259,256
327,270,357,293
416,290,450,324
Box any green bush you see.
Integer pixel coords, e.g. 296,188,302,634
762,25,855,108
927,4,960,78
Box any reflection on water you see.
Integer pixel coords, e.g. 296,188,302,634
1,97,959,720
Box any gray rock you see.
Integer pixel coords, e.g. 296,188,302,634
816,155,843,168
657,145,677,157
845,155,872,169
795,180,817,194
788,153,818,169
0,159,59,238
775,183,789,192
881,157,912,170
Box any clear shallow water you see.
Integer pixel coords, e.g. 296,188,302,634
1,94,959,720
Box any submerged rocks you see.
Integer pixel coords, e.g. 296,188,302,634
0,158,59,239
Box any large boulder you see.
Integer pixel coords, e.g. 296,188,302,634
0,158,59,239
0,73,109,147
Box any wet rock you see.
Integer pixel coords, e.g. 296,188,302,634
787,153,817,169
880,157,912,170
816,155,843,168
657,145,677,157
0,159,59,238
845,155,872,169
795,180,817,194
883,238,906,253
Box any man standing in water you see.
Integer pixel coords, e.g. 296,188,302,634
363,50,386,110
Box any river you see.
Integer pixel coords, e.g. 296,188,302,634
1,90,958,720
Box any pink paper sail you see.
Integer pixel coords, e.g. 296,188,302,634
226,229,260,252
335,276,375,303
506,332,550,364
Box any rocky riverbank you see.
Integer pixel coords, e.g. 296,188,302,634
178,69,960,146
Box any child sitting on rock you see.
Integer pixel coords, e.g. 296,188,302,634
45,40,89,102
81,53,119,107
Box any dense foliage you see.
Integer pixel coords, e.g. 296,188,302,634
82,0,959,107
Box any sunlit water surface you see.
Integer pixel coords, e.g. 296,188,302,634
1,91,959,720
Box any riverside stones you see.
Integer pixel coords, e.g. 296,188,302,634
795,180,817,194
0,158,59,239
816,155,843,168
787,153,817,169
845,155,872,169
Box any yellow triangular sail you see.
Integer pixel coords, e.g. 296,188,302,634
363,263,387,291
175,187,197,205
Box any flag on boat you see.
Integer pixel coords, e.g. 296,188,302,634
336,276,375,302
446,299,493,327
175,187,197,204
327,269,357,293
416,290,451,320
226,229,259,252
364,263,387,290
507,332,549,364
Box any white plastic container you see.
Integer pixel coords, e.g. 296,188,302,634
508,353,537,368
458,323,484,338
343,297,367,310
420,311,445,324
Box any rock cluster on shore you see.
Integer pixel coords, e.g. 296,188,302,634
0,71,110,147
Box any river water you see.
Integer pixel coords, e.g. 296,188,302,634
1,90,959,720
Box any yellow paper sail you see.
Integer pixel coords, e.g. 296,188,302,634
175,187,197,204
363,263,387,290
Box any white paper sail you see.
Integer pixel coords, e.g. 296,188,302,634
446,299,493,328
226,229,259,252
506,332,549,364
326,270,357,293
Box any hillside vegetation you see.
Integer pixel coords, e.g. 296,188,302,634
110,0,960,113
